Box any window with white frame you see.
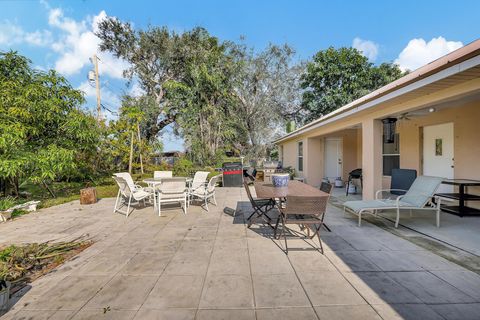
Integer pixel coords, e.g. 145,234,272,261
383,132,400,176
297,141,303,172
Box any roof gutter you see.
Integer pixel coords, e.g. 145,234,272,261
274,39,480,144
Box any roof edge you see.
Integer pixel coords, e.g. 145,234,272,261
275,38,480,144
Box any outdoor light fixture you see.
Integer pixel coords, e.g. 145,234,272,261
429,107,436,113
382,118,397,143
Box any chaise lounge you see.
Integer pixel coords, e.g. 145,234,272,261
343,175,443,227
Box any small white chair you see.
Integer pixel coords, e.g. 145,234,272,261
154,171,173,179
157,178,188,216
190,174,221,211
114,172,155,206
113,172,143,191
188,171,210,205
112,176,153,218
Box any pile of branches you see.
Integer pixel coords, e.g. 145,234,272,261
0,240,92,292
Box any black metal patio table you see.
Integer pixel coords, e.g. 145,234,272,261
436,179,480,217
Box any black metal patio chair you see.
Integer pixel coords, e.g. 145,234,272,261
243,178,276,227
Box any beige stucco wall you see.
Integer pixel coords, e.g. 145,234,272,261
277,77,480,200
281,139,299,173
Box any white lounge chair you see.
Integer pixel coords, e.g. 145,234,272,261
190,174,221,211
113,176,153,218
154,171,173,178
343,176,443,227
157,178,188,216
188,171,210,205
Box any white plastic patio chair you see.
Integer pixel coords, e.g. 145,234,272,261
157,178,188,216
190,174,221,211
112,176,154,218
154,171,173,179
188,171,210,205
343,176,443,227
114,172,155,205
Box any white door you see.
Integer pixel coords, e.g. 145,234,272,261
423,123,454,193
324,138,343,182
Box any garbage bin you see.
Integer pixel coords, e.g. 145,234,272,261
222,162,243,187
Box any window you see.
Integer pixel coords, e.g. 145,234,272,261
298,141,303,172
280,145,284,165
383,132,400,176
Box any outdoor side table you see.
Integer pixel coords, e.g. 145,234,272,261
436,179,480,217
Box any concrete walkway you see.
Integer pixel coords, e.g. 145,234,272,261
1,187,480,319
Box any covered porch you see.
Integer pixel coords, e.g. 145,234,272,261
277,42,480,253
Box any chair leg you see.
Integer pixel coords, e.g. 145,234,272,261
126,195,132,218
281,216,288,254
212,193,217,206
273,216,281,239
313,224,324,254
113,190,121,213
436,198,441,227
183,196,188,215
204,197,209,212
395,207,400,228
158,197,161,217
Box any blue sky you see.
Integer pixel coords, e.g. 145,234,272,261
1,0,479,150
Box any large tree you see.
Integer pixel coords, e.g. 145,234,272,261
300,47,404,123
0,51,100,196
231,43,305,159
96,19,190,141
165,29,240,165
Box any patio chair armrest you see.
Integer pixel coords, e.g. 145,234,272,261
375,189,407,200
395,195,406,207
190,182,208,192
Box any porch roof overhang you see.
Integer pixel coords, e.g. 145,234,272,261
275,39,480,144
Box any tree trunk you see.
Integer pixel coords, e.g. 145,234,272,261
137,124,144,174
128,130,134,174
42,180,56,198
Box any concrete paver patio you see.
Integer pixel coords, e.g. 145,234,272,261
1,187,480,319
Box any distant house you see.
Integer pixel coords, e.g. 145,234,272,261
276,39,480,203
159,150,184,166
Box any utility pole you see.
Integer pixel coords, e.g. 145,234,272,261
91,54,101,121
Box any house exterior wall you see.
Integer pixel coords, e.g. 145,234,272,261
277,77,480,200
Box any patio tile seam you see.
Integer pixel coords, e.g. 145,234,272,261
283,246,322,320
424,270,480,303
130,211,206,319
320,248,387,320
193,211,223,320
64,213,181,320
244,220,259,320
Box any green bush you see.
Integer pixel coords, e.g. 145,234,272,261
173,157,194,177
0,196,16,211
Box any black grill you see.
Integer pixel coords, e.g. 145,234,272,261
222,162,243,187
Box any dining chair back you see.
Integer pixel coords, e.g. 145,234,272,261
154,171,173,179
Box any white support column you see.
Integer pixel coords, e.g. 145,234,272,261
362,119,383,200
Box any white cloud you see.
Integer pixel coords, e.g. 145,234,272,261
352,37,379,62
395,37,463,72
128,81,145,97
49,8,129,78
0,22,52,47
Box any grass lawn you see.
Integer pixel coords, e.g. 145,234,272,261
13,176,126,210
